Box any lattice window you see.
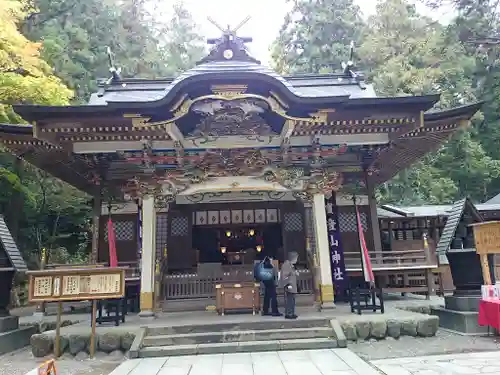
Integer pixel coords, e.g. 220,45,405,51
156,214,168,257
104,221,134,241
284,212,303,232
171,217,188,236
338,213,368,233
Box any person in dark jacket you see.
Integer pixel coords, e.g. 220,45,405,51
261,256,282,316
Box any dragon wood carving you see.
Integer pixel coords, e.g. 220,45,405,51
188,98,277,145
255,166,343,200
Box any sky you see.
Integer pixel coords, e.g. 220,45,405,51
175,0,455,64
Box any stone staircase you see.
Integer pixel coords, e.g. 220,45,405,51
131,318,342,358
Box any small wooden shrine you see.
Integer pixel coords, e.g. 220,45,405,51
0,215,27,316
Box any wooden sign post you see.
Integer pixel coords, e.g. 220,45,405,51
471,221,500,285
27,267,126,358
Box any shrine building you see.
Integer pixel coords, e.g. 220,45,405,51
0,31,481,316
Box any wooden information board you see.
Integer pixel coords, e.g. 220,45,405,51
26,267,126,359
27,267,126,302
472,221,500,255
472,221,500,285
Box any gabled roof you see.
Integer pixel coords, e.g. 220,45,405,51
371,102,483,185
87,67,378,106
485,192,500,204
12,30,443,119
432,198,481,258
0,215,27,272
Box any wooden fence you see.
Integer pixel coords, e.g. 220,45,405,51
163,269,314,300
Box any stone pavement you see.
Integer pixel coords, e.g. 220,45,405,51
108,349,381,375
372,350,500,374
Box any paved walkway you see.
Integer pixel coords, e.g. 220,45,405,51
372,350,500,374
108,349,380,375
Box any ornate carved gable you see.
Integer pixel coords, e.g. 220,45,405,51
189,98,276,137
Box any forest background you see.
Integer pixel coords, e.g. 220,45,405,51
0,0,499,267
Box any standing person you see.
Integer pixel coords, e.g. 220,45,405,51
260,257,282,316
280,251,299,319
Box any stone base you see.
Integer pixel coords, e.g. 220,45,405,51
139,310,156,319
0,316,19,333
0,325,37,356
445,295,480,312
320,301,336,310
32,312,46,319
431,307,488,335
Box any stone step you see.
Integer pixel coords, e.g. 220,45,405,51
138,337,338,357
0,326,38,356
142,327,334,346
146,318,330,336
162,294,315,313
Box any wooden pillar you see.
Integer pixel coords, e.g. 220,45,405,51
303,202,321,308
312,193,335,309
425,269,435,300
388,221,394,250
139,195,156,318
90,192,102,264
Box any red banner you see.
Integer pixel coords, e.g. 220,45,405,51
107,218,118,267
355,205,374,284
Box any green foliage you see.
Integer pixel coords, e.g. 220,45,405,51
0,0,204,268
273,0,500,205
22,0,204,102
0,0,72,121
271,0,364,74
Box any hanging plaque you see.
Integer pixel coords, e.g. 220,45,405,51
255,209,266,223
208,211,219,225
220,210,231,224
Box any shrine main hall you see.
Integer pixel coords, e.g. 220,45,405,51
0,31,481,315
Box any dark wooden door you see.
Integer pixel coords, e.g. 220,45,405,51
281,202,306,264
167,209,194,271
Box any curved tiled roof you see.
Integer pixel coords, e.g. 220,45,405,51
89,61,375,106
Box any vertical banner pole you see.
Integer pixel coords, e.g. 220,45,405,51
480,254,492,285
353,194,367,288
89,300,97,358
54,302,62,357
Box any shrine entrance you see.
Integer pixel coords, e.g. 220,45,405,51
162,198,313,301
192,224,284,265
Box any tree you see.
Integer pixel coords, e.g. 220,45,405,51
358,0,476,107
360,0,500,203
271,0,364,74
0,0,207,270
272,0,499,204
0,0,72,122
153,2,206,76
22,0,205,103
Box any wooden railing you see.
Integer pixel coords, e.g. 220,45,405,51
164,269,313,300
344,248,437,271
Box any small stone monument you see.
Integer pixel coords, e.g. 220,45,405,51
0,215,36,355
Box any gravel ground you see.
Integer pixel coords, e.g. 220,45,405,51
0,347,120,375
351,330,500,361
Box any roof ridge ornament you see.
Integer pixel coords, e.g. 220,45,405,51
105,46,122,84
341,41,365,89
197,16,260,65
